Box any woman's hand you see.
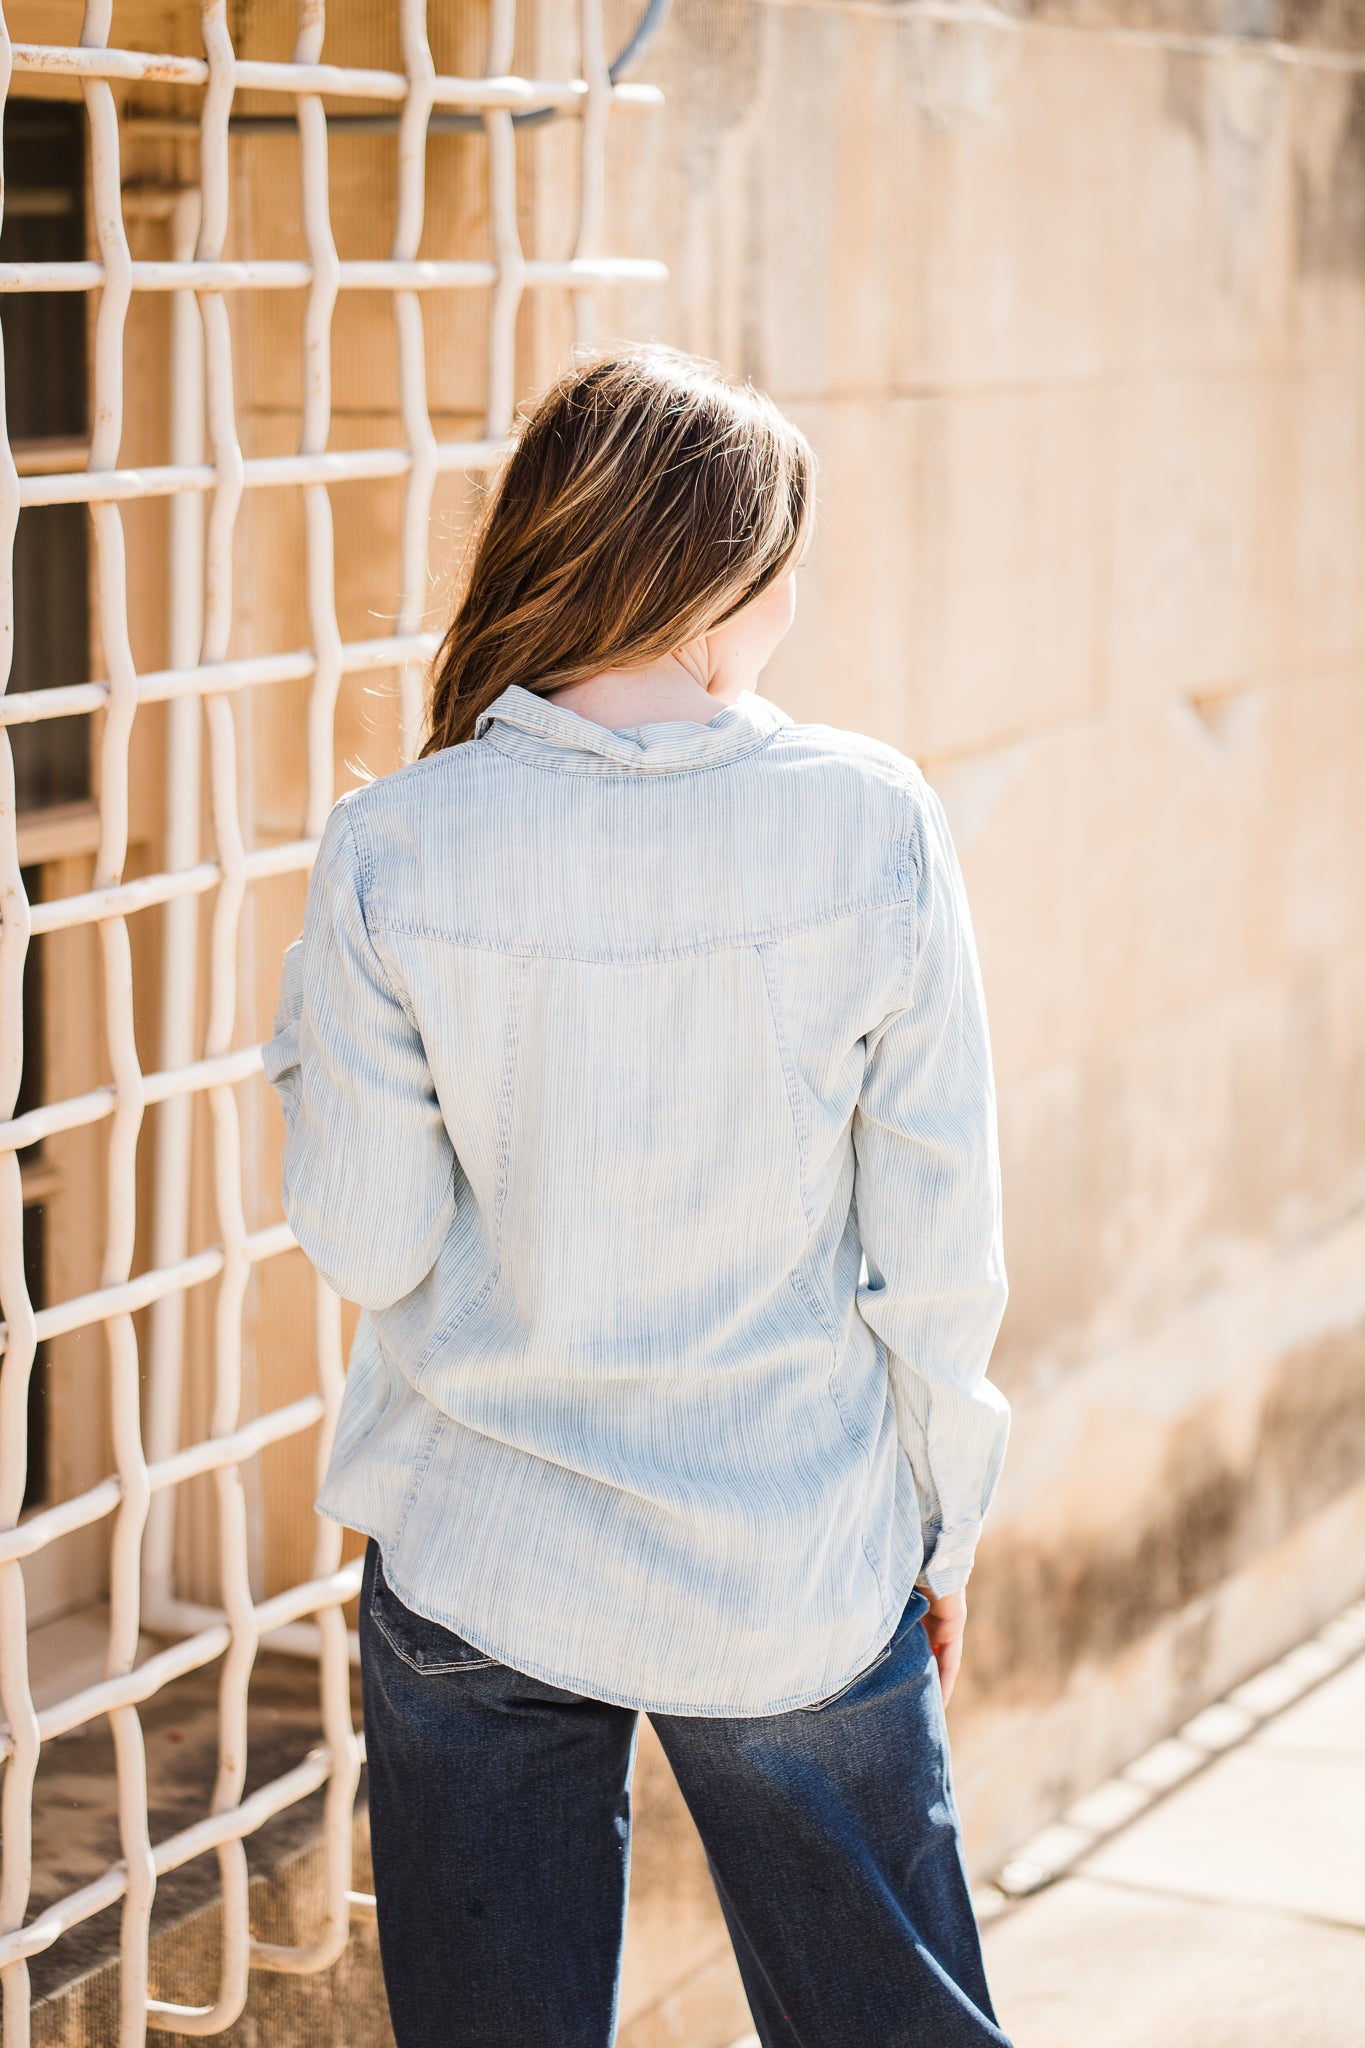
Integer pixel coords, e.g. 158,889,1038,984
921,1589,967,1707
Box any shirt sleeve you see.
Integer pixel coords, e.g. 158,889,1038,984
261,799,458,1312
852,771,1010,1599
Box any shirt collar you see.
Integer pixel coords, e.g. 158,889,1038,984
473,682,791,773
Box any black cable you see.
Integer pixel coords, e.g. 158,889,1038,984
227,0,675,137
603,0,673,81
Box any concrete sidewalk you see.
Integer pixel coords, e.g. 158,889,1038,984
977,1598,1365,2048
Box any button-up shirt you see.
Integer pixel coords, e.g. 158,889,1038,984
263,683,1009,1715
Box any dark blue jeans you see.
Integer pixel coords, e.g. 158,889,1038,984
359,1539,1011,2048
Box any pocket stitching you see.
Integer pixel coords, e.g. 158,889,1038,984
797,1631,898,1714
369,1571,499,1676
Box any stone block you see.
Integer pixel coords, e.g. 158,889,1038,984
904,386,1106,760
753,23,1289,394
1288,66,1365,369
615,12,1119,395
1104,371,1282,708
768,386,1104,760
1254,1645,1365,1755
1105,46,1292,378
749,8,915,398
959,667,1365,1081
1121,1735,1206,1791
763,398,918,745
1263,665,1365,966
891,31,1136,390
1285,366,1365,668
994,985,1306,1372
691,21,1145,396
933,702,1277,1087
1224,1634,1346,1713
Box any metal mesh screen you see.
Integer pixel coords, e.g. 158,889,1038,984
0,4,663,2040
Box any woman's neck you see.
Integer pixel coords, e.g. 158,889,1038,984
544,652,742,731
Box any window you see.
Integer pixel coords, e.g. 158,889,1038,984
1,99,91,810
1,101,91,1517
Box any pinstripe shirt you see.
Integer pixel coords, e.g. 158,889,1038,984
263,683,1009,1715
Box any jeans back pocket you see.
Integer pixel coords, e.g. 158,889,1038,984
797,1586,931,1714
367,1544,500,1676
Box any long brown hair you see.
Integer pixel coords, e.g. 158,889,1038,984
420,344,814,754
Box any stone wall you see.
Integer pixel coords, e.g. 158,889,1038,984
597,0,1365,1870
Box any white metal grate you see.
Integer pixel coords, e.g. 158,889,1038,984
0,4,663,2041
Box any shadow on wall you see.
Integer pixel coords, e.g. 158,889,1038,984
962,1319,1365,1711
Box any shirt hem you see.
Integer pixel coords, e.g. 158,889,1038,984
323,1500,924,1720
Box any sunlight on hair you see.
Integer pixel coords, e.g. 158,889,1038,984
420,344,815,754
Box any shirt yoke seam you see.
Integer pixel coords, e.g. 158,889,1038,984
369,886,915,963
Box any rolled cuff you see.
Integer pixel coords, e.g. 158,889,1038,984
915,1522,983,1599
917,1557,973,1599
261,940,303,1100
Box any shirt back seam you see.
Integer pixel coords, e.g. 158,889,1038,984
369,887,915,963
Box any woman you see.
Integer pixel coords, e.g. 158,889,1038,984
265,344,1013,2048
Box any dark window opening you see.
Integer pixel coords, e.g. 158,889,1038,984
22,1203,49,1514
14,865,42,1128
4,100,91,1512
17,866,48,1512
1,99,91,812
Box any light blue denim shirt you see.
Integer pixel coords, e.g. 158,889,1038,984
263,683,1009,1716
